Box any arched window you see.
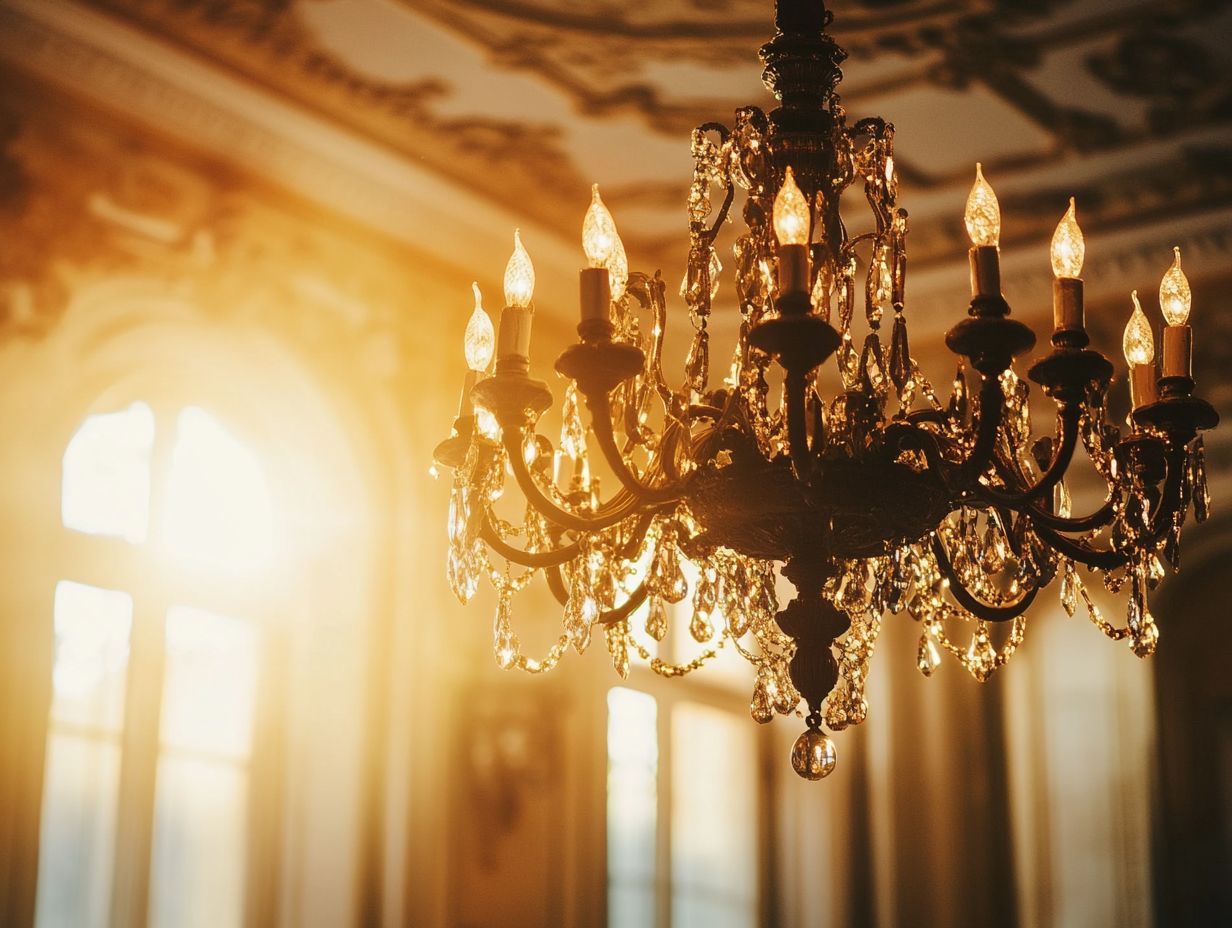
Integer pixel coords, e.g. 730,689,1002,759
37,402,275,928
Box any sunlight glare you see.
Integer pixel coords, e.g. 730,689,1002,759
161,407,275,572
62,402,155,543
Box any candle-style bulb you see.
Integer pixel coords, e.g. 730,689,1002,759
503,229,535,308
582,184,619,268
964,163,1001,247
1123,291,1155,368
1159,246,1191,327
1050,197,1084,279
464,282,495,372
609,232,629,302
773,166,810,246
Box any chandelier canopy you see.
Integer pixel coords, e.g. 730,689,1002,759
435,0,1218,779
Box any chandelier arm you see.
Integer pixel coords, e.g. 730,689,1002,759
785,369,816,482
501,430,645,533
1148,444,1189,538
546,564,569,607
480,515,581,569
1016,498,1117,534
960,377,1007,483
588,393,691,504
984,403,1081,505
1030,524,1128,571
881,421,961,500
599,583,649,627
930,534,1040,623
625,272,673,410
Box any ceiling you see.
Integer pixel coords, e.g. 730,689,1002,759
3,0,1232,340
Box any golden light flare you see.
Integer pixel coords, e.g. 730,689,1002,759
964,162,1000,247
773,166,810,246
503,229,535,308
1122,291,1155,368
1159,246,1192,327
1050,197,1084,279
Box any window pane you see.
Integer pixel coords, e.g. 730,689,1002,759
148,755,248,928
61,402,154,542
149,605,258,928
161,407,274,572
50,581,133,732
160,605,258,759
34,733,121,928
607,687,658,928
671,702,759,928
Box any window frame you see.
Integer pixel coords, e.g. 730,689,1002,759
39,402,286,928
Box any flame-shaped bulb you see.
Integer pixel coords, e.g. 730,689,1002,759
503,229,535,308
464,282,495,372
582,184,620,268
964,163,1001,247
1159,246,1191,327
773,166,810,246
1123,291,1155,368
609,232,629,302
1050,197,1084,279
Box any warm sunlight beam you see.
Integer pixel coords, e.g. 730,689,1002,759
161,407,275,573
62,402,155,543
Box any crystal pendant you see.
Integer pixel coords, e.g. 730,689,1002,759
1131,615,1159,658
1060,561,1078,617
645,596,669,641
917,632,941,676
1193,439,1210,523
750,672,775,724
605,623,630,679
493,594,519,670
790,728,838,781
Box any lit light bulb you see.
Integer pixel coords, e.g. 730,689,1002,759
503,229,535,308
464,282,495,372
582,184,619,268
1050,197,1084,279
964,162,1000,247
1159,246,1191,327
773,166,810,246
609,232,629,302
1122,291,1155,368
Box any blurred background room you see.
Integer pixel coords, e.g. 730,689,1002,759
0,1,1229,927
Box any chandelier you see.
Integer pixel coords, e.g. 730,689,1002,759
434,0,1218,779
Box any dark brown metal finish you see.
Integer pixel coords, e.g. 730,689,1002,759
946,315,1036,376
554,340,646,397
1028,348,1114,401
471,372,554,427
1134,395,1220,436
685,431,949,561
433,430,473,470
748,314,841,374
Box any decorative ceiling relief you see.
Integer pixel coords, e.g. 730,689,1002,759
64,0,1232,310
0,72,447,388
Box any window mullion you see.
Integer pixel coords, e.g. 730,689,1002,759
107,409,176,928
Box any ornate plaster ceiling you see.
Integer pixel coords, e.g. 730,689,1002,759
2,0,1232,339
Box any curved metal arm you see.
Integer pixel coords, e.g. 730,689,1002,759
481,515,580,569
502,429,645,533
931,535,1039,623
961,376,1005,483
986,403,1080,505
589,393,691,504
784,369,814,482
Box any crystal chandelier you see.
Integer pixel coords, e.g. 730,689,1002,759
435,0,1218,779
